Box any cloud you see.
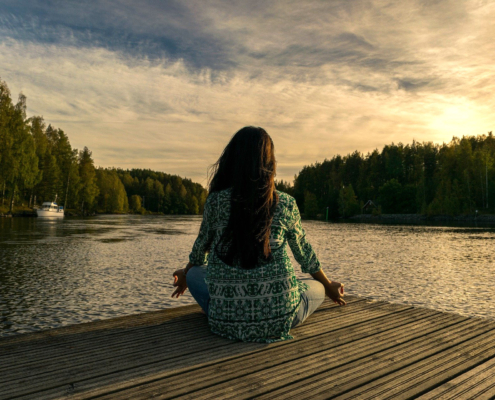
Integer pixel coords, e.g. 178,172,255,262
0,0,494,183
395,78,434,92
0,0,237,70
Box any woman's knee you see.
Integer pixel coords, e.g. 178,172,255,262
186,265,206,286
292,280,326,329
303,279,326,304
185,265,209,314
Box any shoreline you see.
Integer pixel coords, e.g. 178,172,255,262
347,213,495,224
4,210,495,227
3,209,495,221
0,210,188,218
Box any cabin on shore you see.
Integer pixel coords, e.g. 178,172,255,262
362,199,377,214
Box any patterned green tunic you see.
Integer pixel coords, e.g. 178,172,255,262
189,189,321,343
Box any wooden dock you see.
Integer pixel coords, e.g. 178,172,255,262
1,296,495,399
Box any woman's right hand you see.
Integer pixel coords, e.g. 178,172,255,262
171,268,188,298
325,281,346,305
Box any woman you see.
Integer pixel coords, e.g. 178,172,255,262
171,126,345,343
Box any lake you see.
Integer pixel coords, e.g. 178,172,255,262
1,215,494,336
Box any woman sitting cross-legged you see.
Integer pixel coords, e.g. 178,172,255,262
172,126,345,343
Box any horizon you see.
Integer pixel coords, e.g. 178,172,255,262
1,0,494,184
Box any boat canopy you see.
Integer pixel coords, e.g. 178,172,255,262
41,202,61,210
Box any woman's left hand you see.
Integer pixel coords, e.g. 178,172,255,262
325,281,346,306
171,268,188,298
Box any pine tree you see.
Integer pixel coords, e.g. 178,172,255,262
79,147,99,213
304,191,319,218
129,194,142,213
0,90,39,211
338,184,360,217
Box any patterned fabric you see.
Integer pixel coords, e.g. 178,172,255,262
189,189,321,343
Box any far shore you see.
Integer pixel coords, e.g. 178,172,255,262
3,207,495,225
0,207,194,218
348,213,495,223
304,212,495,225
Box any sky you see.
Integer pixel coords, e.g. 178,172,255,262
1,0,494,185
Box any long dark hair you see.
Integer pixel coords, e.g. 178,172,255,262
208,126,278,269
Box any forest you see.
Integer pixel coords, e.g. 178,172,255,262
0,79,208,215
1,77,494,218
277,132,495,218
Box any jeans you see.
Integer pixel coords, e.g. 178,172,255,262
186,266,325,329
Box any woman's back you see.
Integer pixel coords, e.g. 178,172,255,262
173,126,344,343
189,188,321,342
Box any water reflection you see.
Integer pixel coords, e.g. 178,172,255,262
1,215,494,336
309,221,495,323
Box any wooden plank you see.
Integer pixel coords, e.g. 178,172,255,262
0,298,370,380
71,304,425,398
408,356,495,400
0,297,364,361
188,318,486,400
132,313,468,400
2,323,217,378
263,320,490,400
0,330,223,399
331,328,495,399
0,297,370,399
0,306,203,357
254,321,495,400
2,297,494,400
0,316,210,375
3,304,393,400
2,304,410,393
0,304,201,349
0,296,367,372
88,308,439,400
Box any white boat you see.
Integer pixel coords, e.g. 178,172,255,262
36,201,64,218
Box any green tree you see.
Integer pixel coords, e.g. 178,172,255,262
0,88,39,211
153,179,165,212
129,194,142,213
96,169,128,213
186,193,199,214
304,191,319,218
64,149,81,210
28,116,48,205
79,147,99,213
50,127,76,208
0,77,211,214
163,183,172,213
39,153,62,202
338,184,360,217
120,172,134,193
0,81,12,206
275,180,294,196
378,179,403,214
143,177,154,211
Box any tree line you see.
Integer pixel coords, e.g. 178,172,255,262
0,78,207,215
3,76,493,218
276,133,495,218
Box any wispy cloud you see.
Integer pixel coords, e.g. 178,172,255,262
0,0,494,183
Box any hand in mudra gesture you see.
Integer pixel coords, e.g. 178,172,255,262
325,281,346,306
171,268,188,298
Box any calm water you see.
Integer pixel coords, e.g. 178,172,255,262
1,215,494,336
